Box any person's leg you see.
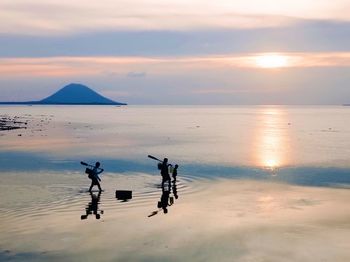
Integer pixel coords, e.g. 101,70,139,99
89,181,93,192
97,181,102,192
167,176,171,190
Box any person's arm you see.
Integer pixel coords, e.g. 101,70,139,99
97,169,103,181
93,173,101,181
96,169,104,175
93,168,103,181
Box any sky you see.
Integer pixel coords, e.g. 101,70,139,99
0,0,349,104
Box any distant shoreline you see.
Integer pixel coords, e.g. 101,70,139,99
0,102,127,105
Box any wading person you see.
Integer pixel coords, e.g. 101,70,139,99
89,162,104,192
160,158,171,187
172,164,179,182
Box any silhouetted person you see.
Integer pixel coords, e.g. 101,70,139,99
172,164,179,181
160,158,171,187
89,162,104,192
81,191,103,220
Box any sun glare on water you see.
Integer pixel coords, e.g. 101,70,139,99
255,54,289,68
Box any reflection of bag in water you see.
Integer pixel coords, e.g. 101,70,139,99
85,168,93,179
157,163,162,170
163,180,170,189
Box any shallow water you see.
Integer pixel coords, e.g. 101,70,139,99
0,105,350,261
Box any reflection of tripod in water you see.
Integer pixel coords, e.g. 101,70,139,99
81,192,104,220
148,180,179,217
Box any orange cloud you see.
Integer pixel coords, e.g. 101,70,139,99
0,53,349,77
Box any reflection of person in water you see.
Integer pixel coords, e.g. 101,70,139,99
160,183,172,213
172,180,178,200
81,192,103,220
148,180,179,217
160,158,171,187
89,162,104,192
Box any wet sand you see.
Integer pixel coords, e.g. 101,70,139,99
0,172,349,262
0,115,28,131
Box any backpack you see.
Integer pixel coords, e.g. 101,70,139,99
85,168,94,179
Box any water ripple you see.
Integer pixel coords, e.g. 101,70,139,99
0,173,209,226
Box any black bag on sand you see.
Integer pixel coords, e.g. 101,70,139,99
115,190,132,200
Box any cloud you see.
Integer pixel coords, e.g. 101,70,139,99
1,21,349,58
191,88,268,94
0,1,349,35
0,2,349,105
0,54,349,105
127,72,147,78
0,53,349,77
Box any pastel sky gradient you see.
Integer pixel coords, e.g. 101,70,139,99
0,1,349,104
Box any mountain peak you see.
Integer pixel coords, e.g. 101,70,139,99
40,83,126,105
61,83,89,89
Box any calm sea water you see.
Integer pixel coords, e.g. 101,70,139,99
0,106,349,261
1,105,350,185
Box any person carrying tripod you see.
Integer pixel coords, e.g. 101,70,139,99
160,158,171,187
81,161,104,192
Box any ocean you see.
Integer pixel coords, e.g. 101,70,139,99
0,105,349,261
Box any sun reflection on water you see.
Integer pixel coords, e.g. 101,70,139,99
254,107,290,170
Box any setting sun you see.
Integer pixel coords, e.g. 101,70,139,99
255,54,289,68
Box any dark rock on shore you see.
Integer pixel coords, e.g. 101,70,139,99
0,116,28,131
